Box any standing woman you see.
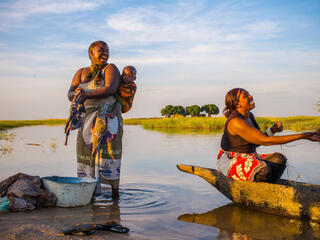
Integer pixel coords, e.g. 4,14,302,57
217,88,320,182
68,41,122,199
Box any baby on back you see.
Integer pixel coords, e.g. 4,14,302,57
122,65,136,85
108,65,137,118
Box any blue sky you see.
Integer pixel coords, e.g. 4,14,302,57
0,0,319,119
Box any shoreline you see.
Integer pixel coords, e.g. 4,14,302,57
0,204,148,240
0,116,319,132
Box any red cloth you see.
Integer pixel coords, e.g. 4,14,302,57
217,149,270,181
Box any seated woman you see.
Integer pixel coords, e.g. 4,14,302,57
217,88,320,183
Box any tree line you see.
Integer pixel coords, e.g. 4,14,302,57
161,104,219,117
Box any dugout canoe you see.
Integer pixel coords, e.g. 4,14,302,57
177,164,320,223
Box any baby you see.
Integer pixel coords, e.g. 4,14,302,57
107,66,137,118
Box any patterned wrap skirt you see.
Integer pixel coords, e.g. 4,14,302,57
77,108,123,189
217,149,270,181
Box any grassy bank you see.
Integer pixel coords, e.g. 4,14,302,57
0,116,319,132
124,116,320,132
0,119,67,130
124,117,227,132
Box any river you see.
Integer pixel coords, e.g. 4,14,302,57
0,125,319,239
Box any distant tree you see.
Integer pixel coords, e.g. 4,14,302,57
161,108,167,117
186,105,201,117
173,106,186,116
317,101,320,112
161,105,175,117
201,104,219,117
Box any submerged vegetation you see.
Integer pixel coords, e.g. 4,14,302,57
0,132,15,155
0,132,15,141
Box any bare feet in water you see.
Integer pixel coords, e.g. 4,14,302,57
112,188,119,200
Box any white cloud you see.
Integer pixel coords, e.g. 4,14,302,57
105,5,222,46
104,2,285,49
247,21,282,34
39,42,88,51
0,1,319,119
0,0,104,18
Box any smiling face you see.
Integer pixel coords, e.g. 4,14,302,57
89,42,109,66
237,89,255,111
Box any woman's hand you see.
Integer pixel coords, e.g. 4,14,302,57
106,113,115,119
72,87,86,104
304,129,320,142
271,122,283,133
78,91,87,104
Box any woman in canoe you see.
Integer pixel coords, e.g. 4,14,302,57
217,88,320,182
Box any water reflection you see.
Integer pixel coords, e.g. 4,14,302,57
48,203,121,225
178,203,320,240
90,203,121,224
143,126,223,135
0,203,123,239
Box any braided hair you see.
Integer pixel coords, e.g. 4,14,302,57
223,88,245,117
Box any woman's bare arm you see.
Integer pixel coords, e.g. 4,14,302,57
67,68,84,101
228,117,319,146
84,64,120,100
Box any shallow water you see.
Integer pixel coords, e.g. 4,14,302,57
1,125,320,239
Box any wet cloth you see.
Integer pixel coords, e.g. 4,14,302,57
76,66,123,189
64,88,85,145
0,197,10,212
0,173,56,212
117,81,137,113
217,149,269,181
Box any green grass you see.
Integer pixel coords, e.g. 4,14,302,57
124,116,320,133
125,116,226,131
0,119,67,130
265,116,320,131
1,116,319,133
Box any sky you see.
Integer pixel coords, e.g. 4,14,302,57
0,0,319,120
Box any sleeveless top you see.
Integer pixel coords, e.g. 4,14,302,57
79,64,116,109
220,111,260,153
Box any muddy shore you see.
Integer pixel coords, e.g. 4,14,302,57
0,204,148,240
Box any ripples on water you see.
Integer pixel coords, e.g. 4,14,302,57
93,184,174,215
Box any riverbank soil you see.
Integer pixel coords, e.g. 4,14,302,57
0,204,147,240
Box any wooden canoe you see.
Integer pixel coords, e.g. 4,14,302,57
177,164,320,223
